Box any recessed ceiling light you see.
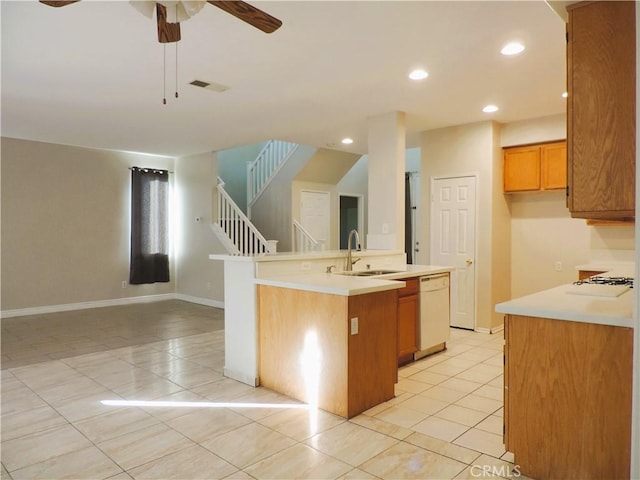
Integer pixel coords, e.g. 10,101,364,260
482,104,499,113
501,42,525,56
341,138,354,145
408,69,429,80
562,91,568,98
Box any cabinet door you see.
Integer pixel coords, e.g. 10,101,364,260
397,294,418,360
567,1,635,218
505,314,632,479
503,146,540,192
541,142,567,190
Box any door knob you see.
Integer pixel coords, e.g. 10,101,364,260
466,259,473,265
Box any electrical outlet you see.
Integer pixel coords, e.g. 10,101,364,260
301,262,311,271
382,223,389,234
350,317,359,335
555,261,562,272
206,282,212,290
121,281,127,289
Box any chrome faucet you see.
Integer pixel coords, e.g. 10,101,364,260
345,229,361,271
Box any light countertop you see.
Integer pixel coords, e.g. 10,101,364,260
255,264,453,296
495,271,634,328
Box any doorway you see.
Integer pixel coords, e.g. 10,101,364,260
406,172,422,264
339,194,363,249
430,175,477,330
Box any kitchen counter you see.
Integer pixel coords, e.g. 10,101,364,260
254,264,453,296
211,249,453,387
495,275,634,328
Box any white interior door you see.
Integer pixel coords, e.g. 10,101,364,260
300,190,330,249
430,176,476,330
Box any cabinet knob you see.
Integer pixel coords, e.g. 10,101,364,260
466,259,473,265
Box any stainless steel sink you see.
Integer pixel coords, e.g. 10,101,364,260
336,269,403,277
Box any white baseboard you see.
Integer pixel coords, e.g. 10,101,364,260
223,367,259,387
175,293,224,309
475,324,505,335
1,293,224,319
491,324,505,334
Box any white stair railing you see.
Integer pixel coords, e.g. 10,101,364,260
215,181,275,255
247,140,297,214
292,219,323,253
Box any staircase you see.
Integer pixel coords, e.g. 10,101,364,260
292,219,323,253
247,140,297,217
213,179,276,255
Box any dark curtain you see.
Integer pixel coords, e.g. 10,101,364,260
129,167,170,284
405,173,413,264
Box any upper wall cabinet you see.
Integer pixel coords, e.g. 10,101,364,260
503,141,567,193
567,1,636,219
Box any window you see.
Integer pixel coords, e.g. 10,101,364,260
129,167,170,284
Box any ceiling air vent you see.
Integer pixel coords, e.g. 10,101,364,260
189,80,229,93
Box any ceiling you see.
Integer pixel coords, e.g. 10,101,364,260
1,0,567,157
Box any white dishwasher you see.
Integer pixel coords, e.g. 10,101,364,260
415,273,450,359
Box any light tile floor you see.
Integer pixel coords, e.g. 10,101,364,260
1,300,524,479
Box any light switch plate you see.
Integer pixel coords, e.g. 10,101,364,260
350,317,359,335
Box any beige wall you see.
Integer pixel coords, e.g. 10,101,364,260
510,196,635,298
501,113,566,147
175,152,226,304
1,137,176,311
510,192,590,297
501,114,635,298
421,121,511,331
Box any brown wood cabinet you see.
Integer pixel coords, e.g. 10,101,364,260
258,285,397,418
397,278,418,365
503,142,566,193
577,269,605,280
504,314,633,479
567,1,636,219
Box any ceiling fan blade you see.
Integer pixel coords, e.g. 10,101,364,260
40,1,80,6
156,4,181,43
207,1,282,34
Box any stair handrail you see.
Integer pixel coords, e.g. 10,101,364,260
216,182,274,255
292,219,322,253
247,140,298,213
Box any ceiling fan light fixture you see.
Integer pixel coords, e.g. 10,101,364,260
130,1,206,23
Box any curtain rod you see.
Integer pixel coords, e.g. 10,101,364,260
128,167,174,174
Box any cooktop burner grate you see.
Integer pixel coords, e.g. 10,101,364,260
573,276,634,288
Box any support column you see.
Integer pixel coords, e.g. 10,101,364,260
366,111,406,250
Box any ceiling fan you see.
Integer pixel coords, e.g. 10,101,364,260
40,1,283,43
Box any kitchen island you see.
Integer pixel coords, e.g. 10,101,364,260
209,250,451,406
495,270,634,479
255,265,452,418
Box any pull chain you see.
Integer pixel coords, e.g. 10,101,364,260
175,40,179,98
174,5,179,99
163,44,167,105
